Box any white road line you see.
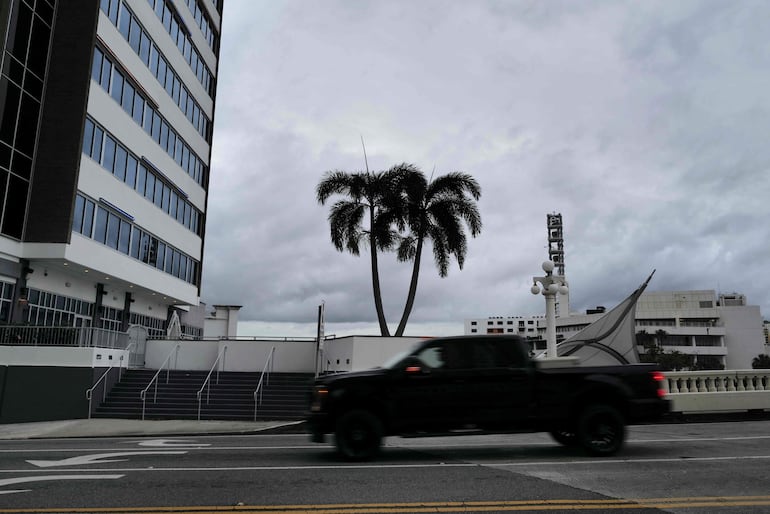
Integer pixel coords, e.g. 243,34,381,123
0,474,123,495
3,433,770,454
2,454,770,473
137,439,211,447
27,451,187,468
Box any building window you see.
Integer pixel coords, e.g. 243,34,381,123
72,193,200,287
82,117,202,235
89,47,208,187
101,2,212,142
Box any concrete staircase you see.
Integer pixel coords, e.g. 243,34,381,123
92,369,313,421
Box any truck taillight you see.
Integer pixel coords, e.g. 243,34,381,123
311,387,329,412
651,371,666,398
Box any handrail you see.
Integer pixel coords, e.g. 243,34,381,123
197,345,227,420
140,343,180,420
253,347,276,421
85,365,115,419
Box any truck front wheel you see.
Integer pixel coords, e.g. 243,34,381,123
549,428,578,447
577,404,625,456
335,410,383,461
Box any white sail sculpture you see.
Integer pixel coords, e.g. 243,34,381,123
556,271,655,366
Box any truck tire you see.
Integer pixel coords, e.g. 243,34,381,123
549,428,579,447
335,410,383,461
577,404,625,456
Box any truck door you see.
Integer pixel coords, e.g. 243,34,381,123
388,340,474,431
465,339,533,429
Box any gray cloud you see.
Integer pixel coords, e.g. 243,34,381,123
201,1,770,332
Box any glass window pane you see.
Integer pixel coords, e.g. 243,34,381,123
157,58,167,87
118,219,130,253
91,47,103,83
164,248,173,273
114,146,127,180
154,180,163,207
136,165,147,195
72,195,85,233
106,212,119,249
119,4,131,38
151,111,161,142
161,184,170,212
133,94,144,125
94,207,108,244
125,155,137,188
111,71,123,104
102,135,116,171
149,46,159,76
130,227,141,258
121,82,134,114
139,33,150,64
156,242,165,270
145,173,155,201
129,17,141,51
92,126,104,163
100,57,111,90
82,199,94,237
159,122,168,150
170,191,178,219
82,118,94,156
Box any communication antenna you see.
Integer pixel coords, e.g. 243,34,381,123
360,135,370,173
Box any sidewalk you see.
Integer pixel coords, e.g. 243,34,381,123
0,418,305,440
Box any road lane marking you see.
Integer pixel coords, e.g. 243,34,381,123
4,433,770,454
3,453,770,474
4,496,770,512
27,451,187,468
0,474,123,496
136,439,211,447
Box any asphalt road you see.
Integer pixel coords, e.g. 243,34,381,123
2,420,770,513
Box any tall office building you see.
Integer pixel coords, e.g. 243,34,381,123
0,0,222,337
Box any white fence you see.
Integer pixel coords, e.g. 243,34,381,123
662,370,770,414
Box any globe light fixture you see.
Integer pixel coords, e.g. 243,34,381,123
531,260,569,358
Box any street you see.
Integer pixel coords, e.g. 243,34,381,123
1,420,770,513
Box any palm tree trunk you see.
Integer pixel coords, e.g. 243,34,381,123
369,212,390,336
395,237,424,336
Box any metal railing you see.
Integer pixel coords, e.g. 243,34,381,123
85,365,122,419
253,347,276,421
196,346,228,420
0,325,129,349
140,344,180,420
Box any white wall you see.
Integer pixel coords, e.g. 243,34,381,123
322,336,426,373
722,306,765,369
144,339,315,372
0,346,129,367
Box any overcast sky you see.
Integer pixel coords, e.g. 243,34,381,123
201,0,770,337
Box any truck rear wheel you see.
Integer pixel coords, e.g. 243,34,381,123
577,404,625,456
335,410,383,461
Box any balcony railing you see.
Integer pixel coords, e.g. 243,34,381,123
0,325,129,349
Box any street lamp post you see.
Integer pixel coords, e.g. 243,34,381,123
531,261,569,359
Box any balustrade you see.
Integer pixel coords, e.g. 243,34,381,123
663,370,770,394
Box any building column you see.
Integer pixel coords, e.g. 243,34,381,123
121,292,133,332
93,283,106,329
10,259,32,324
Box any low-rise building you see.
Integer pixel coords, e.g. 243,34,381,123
465,290,765,369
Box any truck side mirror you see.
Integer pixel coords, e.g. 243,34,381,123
401,357,429,375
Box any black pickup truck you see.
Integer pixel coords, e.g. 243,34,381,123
308,335,670,460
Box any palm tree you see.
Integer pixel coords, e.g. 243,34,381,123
393,168,481,336
316,167,405,336
752,354,770,369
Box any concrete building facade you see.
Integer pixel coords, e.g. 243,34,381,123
0,0,222,337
